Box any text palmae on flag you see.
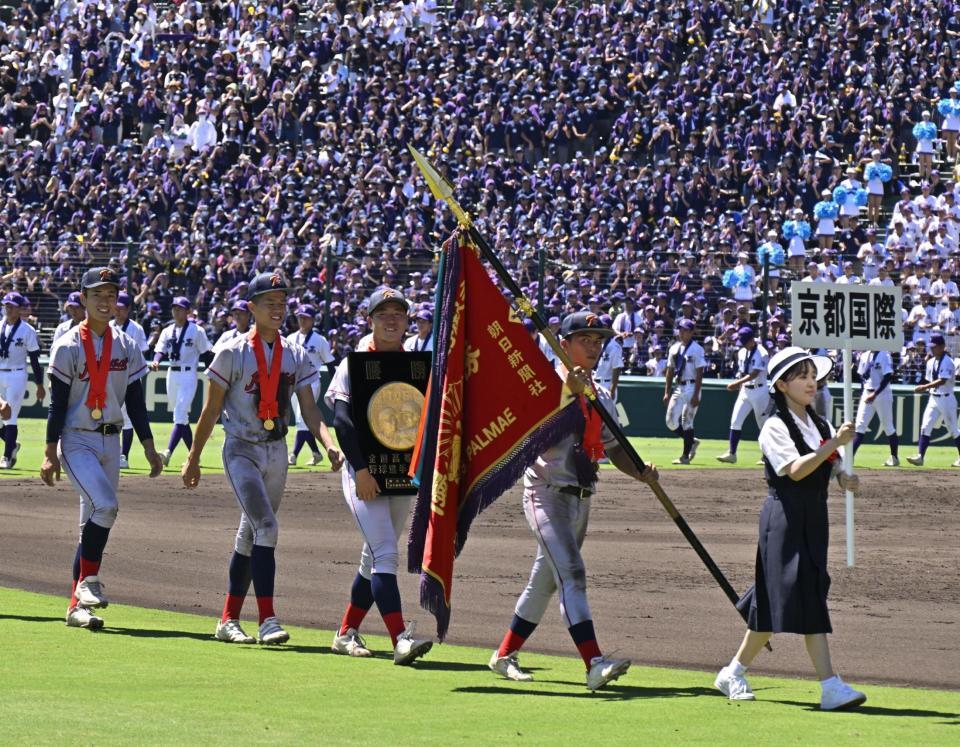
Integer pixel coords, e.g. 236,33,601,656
408,234,577,639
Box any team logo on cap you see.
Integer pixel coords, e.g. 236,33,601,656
585,313,600,327
382,289,397,298
270,274,282,287
99,269,113,281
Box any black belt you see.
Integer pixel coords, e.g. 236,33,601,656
744,383,761,389
169,366,193,372
933,392,953,397
92,424,120,435
679,380,696,385
556,485,593,499
0,367,24,372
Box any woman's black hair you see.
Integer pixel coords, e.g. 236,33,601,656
771,358,831,454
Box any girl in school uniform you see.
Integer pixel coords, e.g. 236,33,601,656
714,347,867,711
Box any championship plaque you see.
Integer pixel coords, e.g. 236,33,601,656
348,352,431,494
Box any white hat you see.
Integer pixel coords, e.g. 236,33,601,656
767,346,833,393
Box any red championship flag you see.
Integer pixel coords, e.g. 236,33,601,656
408,234,577,639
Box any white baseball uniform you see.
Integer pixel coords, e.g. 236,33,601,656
286,328,334,431
155,320,211,424
110,318,148,430
920,353,959,437
855,350,897,436
665,339,706,430
595,340,623,399
0,317,40,424
403,334,433,352
729,344,770,430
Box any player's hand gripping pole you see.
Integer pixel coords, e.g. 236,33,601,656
409,145,764,639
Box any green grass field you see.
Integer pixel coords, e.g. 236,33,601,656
1,418,957,479
0,587,956,745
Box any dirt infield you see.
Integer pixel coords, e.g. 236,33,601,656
2,468,957,690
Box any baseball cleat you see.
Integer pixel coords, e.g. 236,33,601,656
0,457,9,470
332,627,372,657
714,666,755,700
587,655,631,691
287,452,297,466
883,456,900,467
10,442,19,468
119,454,129,470
820,677,867,711
716,452,737,464
309,451,324,466
257,617,290,645
672,456,691,465
489,650,533,682
906,454,924,466
393,622,433,666
953,458,960,468
160,449,171,467
215,619,256,644
65,606,104,630
688,438,701,460
75,576,109,609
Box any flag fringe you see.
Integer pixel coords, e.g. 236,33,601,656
419,571,452,641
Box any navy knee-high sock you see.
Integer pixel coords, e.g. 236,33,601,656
182,425,193,450
79,520,110,579
339,572,374,634
121,428,134,457
889,433,899,458
302,430,319,453
292,430,308,457
250,544,276,623
221,551,252,622
682,429,694,457
955,434,960,456
167,424,183,453
371,573,405,644
918,434,930,456
728,429,741,454
4,424,17,458
568,619,602,668
852,432,864,455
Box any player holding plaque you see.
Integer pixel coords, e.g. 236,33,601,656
324,287,434,664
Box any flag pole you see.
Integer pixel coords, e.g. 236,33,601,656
408,145,766,643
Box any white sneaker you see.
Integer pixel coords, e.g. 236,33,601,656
393,622,433,665
489,650,533,682
953,458,960,468
714,666,755,700
160,449,171,467
75,576,108,608
257,616,290,645
309,452,324,466
672,456,691,465
906,454,924,466
689,438,701,460
820,677,867,711
883,456,900,467
66,606,104,630
215,619,255,644
331,627,372,657
0,457,9,469
287,452,297,466
119,455,129,470
716,452,737,464
586,655,631,691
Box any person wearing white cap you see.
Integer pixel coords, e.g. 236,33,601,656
906,333,960,467
714,347,866,711
837,165,862,230
913,111,937,181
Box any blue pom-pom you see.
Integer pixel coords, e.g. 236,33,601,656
879,163,892,182
782,221,796,239
865,162,892,182
832,185,849,204
814,201,838,220
954,81,960,95
938,99,954,117
913,121,937,141
722,269,735,289
855,188,869,206
797,221,811,239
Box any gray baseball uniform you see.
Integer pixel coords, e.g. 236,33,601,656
110,318,148,430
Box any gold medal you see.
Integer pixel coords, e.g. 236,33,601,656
91,407,103,419
263,418,275,431
367,382,425,451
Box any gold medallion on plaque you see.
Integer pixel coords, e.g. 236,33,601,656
367,382,424,451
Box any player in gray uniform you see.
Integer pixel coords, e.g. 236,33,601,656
325,287,434,664
851,349,900,467
182,272,343,645
716,326,770,464
0,292,45,468
41,268,163,631
52,291,85,342
110,291,149,470
664,319,706,464
151,297,212,467
906,333,960,467
286,304,335,466
489,312,658,689
212,300,252,352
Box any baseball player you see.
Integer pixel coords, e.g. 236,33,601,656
52,291,86,342
182,272,343,645
110,291,149,470
907,333,960,467
325,287,434,665
594,333,623,400
717,326,770,464
286,304,335,466
0,293,45,468
403,309,434,352
151,297,211,466
213,300,252,352
41,267,163,631
664,319,705,464
488,312,658,690
851,349,900,467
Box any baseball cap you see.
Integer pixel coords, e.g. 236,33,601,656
737,325,755,341
415,310,433,322
65,292,82,308
295,304,316,317
678,319,696,331
172,296,191,309
767,346,833,393
231,299,250,313
81,266,120,290
367,287,409,315
116,291,131,308
247,272,293,300
930,333,946,346
1,292,21,307
560,311,615,339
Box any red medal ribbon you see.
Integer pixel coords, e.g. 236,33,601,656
251,330,283,424
578,393,606,461
79,322,113,415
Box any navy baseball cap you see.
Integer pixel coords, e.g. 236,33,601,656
247,271,293,300
737,325,755,341
295,304,316,317
678,319,696,331
65,292,82,308
116,291,131,308
415,310,433,322
2,292,21,307
172,296,191,309
560,311,615,339
930,333,946,346
231,299,250,313
81,266,120,290
367,287,409,315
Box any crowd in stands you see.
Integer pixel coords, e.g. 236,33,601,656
0,0,958,382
